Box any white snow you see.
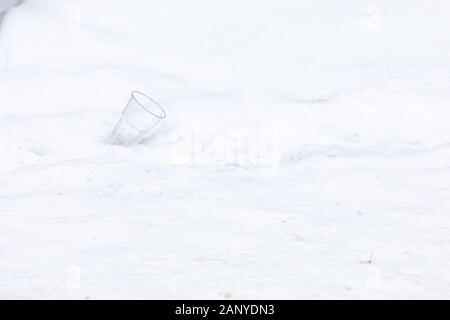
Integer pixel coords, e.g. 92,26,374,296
1,0,450,299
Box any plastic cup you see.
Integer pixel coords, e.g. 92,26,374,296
0,0,22,13
111,91,167,146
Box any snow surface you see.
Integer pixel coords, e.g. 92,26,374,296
1,0,450,299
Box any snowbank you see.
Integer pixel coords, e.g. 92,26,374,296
1,0,450,170
1,0,450,299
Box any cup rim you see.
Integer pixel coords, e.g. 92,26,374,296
131,91,167,119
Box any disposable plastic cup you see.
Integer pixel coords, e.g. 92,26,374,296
111,91,166,146
0,0,22,13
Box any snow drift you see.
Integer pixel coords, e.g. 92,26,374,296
1,0,450,299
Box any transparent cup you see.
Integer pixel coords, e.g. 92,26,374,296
111,91,167,146
0,0,22,13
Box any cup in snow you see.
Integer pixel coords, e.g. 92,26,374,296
111,91,167,146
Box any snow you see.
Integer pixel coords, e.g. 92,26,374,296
1,0,450,299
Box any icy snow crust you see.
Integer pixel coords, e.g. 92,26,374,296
1,0,450,299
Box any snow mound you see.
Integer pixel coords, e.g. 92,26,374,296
1,0,450,299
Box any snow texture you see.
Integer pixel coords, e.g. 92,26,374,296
1,0,450,299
